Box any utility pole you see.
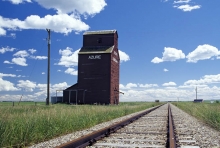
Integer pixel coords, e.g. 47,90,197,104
195,87,197,100
46,29,50,105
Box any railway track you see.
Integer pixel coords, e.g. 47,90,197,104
171,104,220,147
32,103,219,148
90,104,170,148
57,104,178,148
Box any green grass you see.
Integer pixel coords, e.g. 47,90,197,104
0,102,162,147
0,101,45,106
172,102,220,131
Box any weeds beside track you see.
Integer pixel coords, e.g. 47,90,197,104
172,102,220,131
0,102,161,147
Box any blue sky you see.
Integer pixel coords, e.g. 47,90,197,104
1,0,220,102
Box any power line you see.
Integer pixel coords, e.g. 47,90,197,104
18,35,47,104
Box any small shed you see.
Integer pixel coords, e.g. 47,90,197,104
51,96,63,104
193,99,203,103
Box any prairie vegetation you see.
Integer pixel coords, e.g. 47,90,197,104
0,102,161,147
172,102,220,131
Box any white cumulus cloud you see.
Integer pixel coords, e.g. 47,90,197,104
57,47,79,67
26,14,89,34
119,50,130,62
28,49,36,54
186,44,220,63
162,82,177,87
174,4,201,12
138,84,158,88
172,0,201,12
4,61,12,64
151,57,163,63
5,0,32,4
17,80,36,91
0,13,89,36
151,47,185,63
120,83,138,90
13,50,29,57
184,74,220,86
0,73,16,78
0,0,107,35
36,83,47,90
0,78,19,91
52,82,68,89
9,33,16,38
65,68,78,75
4,49,47,66
34,0,107,15
12,57,28,66
30,56,47,60
0,46,16,54
120,83,159,90
173,0,191,4
164,68,169,72
0,27,6,35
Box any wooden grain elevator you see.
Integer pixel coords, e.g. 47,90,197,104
63,30,120,104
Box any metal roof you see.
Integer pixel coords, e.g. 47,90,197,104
83,30,117,35
64,83,78,90
193,99,203,102
79,46,114,54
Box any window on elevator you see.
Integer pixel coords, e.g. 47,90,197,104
97,38,102,43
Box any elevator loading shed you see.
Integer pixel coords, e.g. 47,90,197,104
63,30,120,104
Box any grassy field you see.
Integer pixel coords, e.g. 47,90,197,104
172,102,220,131
0,101,45,106
0,102,162,147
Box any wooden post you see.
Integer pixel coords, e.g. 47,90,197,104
46,29,51,105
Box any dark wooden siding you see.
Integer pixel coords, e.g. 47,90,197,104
63,90,84,104
78,53,111,104
83,34,114,47
63,30,119,105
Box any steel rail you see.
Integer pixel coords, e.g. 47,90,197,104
56,104,164,148
168,104,177,148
